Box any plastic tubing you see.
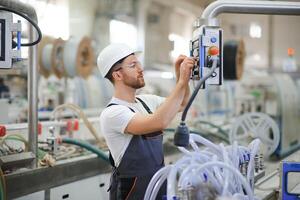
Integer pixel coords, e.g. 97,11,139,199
167,157,191,200
144,166,172,200
180,165,221,193
193,161,254,200
190,138,201,152
149,167,171,200
220,144,230,196
190,134,221,154
61,138,109,162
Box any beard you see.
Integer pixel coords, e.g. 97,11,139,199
124,76,145,89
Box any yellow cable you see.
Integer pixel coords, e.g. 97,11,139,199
51,103,105,147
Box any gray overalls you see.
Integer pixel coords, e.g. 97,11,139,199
107,97,166,200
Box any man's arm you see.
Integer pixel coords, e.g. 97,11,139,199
125,57,194,135
174,55,190,112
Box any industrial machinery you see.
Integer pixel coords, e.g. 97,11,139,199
190,22,223,86
170,1,300,200
280,161,300,200
235,73,300,158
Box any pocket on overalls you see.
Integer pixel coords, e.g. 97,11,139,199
144,136,164,166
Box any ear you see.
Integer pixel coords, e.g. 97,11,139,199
112,71,122,81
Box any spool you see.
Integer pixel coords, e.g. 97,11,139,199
38,36,54,78
63,37,95,79
51,38,66,79
223,40,245,80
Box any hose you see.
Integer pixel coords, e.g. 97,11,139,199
181,57,218,122
51,103,105,148
145,133,259,200
193,119,228,136
0,5,42,46
61,138,109,162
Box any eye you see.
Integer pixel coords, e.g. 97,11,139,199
129,63,135,68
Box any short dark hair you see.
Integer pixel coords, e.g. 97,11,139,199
105,53,134,83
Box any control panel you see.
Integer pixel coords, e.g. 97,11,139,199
190,26,223,87
281,161,300,200
0,11,22,69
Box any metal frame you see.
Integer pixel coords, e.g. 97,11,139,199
0,0,39,168
201,0,300,22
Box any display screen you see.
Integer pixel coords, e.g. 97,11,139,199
287,172,300,194
0,19,5,61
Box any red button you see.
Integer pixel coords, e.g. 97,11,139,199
38,123,42,135
66,120,73,131
0,125,6,137
73,119,79,131
209,46,219,56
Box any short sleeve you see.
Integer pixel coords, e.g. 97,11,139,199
100,105,136,134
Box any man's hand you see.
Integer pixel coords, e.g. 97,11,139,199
175,55,187,78
178,57,195,84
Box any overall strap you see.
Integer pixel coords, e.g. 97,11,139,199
107,103,135,113
136,97,152,114
106,103,135,169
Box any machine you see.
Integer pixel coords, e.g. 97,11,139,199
281,161,300,200
0,12,21,68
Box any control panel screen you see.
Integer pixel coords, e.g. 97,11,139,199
0,19,5,61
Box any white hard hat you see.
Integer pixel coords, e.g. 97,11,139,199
97,43,140,78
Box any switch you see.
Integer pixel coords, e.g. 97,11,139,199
211,37,217,43
208,46,219,56
0,125,6,137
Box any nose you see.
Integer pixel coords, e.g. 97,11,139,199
137,62,143,72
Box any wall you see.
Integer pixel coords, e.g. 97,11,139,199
68,0,98,38
272,15,300,69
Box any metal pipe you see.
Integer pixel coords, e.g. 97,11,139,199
28,24,38,168
0,0,37,22
202,0,300,21
5,117,100,132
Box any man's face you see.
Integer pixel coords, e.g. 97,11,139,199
119,55,145,89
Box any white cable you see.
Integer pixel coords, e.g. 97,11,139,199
145,132,260,200
145,165,172,200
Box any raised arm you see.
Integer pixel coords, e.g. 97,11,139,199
125,57,194,135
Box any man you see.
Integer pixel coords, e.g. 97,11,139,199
98,43,194,200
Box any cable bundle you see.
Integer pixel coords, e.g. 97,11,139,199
145,134,261,200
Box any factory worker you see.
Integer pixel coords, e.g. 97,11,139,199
97,43,194,200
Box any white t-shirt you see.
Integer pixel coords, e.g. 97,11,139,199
100,94,165,167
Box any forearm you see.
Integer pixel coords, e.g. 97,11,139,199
153,81,186,127
176,69,190,110
181,84,190,108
